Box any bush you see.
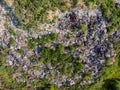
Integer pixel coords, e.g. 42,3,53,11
8,28,16,36
17,49,24,54
30,33,58,46
9,37,15,45
11,0,70,29
28,39,36,50
99,0,120,38
84,72,92,80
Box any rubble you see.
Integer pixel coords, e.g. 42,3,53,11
0,2,120,87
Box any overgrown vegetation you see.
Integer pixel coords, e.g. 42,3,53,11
0,47,26,90
85,0,120,33
12,0,71,29
89,52,120,90
101,0,120,33
1,0,120,89
28,33,57,49
27,33,83,76
39,46,83,75
67,52,120,90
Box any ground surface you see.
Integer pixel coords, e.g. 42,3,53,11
0,0,120,90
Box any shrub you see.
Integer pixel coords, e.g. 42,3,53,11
12,0,69,29
8,28,16,36
17,49,24,54
28,39,36,50
9,37,15,45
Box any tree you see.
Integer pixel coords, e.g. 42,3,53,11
102,79,120,90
